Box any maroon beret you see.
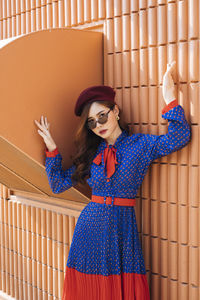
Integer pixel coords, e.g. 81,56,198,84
74,85,116,116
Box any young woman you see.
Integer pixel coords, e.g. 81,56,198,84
35,61,191,300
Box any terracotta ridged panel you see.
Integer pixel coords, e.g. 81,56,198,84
84,0,91,23
142,235,150,270
114,52,122,87
149,48,158,86
142,198,150,234
0,20,2,40
168,148,178,164
140,48,148,86
47,265,53,295
168,3,177,43
91,0,98,21
130,87,139,123
131,12,139,50
106,53,114,87
139,10,147,48
98,0,105,19
158,46,167,86
169,242,178,280
161,276,168,300
131,50,139,86
168,46,178,79
58,1,65,28
160,240,168,277
141,169,149,199
178,165,188,205
157,5,167,45
178,204,188,244
106,18,114,54
140,0,147,10
158,87,168,125
122,15,130,51
64,0,71,27
113,0,121,17
131,1,138,13
151,274,160,300
179,244,189,283
178,84,189,125
115,88,123,110
189,40,199,82
189,285,199,300
151,200,159,237
122,51,131,87
189,166,199,207
151,237,160,274
189,246,199,286
135,196,141,232
70,0,77,25
168,203,178,242
168,165,178,203
77,0,84,25
159,164,168,202
188,0,199,39
114,16,122,52
122,0,130,14
177,0,188,42
140,126,149,140
122,88,131,123
160,201,168,239
189,83,199,124
0,1,2,20
157,0,165,5
140,87,148,123
150,163,159,200
189,206,199,247
148,7,157,46
189,125,199,165
52,212,57,241
169,280,178,300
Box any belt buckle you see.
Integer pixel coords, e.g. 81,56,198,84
104,196,115,207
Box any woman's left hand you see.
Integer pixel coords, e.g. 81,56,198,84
162,61,176,105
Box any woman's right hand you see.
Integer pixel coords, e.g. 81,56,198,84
34,116,57,152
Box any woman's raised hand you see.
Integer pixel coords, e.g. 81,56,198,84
34,116,57,152
162,61,176,105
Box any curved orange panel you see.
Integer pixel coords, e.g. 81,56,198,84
0,28,103,201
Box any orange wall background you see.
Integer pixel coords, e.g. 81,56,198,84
0,1,199,300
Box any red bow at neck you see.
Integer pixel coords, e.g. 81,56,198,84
93,144,119,178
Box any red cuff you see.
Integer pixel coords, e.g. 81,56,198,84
45,147,59,157
162,99,178,114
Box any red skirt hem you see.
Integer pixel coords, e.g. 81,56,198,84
62,265,150,300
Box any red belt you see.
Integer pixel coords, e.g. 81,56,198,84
91,195,136,206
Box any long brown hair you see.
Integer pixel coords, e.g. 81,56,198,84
70,100,129,186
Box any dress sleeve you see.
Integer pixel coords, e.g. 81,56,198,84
145,99,191,162
45,147,77,194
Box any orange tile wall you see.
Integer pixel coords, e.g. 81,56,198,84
0,1,199,300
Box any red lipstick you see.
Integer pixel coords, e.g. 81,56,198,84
99,129,107,134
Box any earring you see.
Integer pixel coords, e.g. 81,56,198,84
116,115,120,120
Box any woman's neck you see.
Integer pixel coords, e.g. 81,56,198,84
105,127,122,145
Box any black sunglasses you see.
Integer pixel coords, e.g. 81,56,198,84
87,108,113,130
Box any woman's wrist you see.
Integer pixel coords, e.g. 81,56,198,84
164,95,176,105
47,146,57,152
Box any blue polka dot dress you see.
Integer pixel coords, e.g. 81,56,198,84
45,100,191,300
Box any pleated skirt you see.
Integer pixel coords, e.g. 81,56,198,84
62,201,150,300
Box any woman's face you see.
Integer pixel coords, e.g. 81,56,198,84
87,102,120,139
